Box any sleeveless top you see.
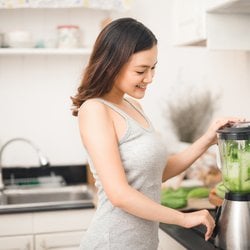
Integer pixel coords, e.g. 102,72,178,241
80,98,168,250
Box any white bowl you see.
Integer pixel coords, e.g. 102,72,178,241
5,31,35,48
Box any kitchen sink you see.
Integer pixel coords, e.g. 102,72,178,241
0,185,95,213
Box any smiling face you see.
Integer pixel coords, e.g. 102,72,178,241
110,45,158,99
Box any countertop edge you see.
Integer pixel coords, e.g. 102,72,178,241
159,223,217,250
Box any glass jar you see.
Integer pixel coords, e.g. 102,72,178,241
57,25,80,48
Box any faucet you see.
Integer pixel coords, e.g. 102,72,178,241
0,138,50,191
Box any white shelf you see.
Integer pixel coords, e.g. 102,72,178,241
0,48,92,56
0,0,132,11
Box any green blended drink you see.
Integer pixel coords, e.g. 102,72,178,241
217,122,250,193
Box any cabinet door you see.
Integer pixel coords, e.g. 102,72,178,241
0,235,33,250
0,213,33,236
33,209,95,234
35,231,85,250
173,0,206,46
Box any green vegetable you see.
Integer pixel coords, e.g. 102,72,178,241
160,186,210,209
187,187,209,199
219,140,250,192
161,196,187,209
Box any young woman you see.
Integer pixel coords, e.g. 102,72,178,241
71,18,241,250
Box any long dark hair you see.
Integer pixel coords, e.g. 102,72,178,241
71,17,157,116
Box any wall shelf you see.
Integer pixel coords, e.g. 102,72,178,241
0,0,133,11
0,48,92,56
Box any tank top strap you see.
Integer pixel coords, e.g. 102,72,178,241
94,98,129,120
124,98,146,118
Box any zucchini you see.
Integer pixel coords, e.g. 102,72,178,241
187,187,209,199
161,197,187,209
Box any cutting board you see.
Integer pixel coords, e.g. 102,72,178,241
180,198,216,211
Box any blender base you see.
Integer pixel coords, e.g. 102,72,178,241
214,192,250,250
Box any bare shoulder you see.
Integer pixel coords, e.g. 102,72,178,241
78,98,109,118
78,99,114,133
126,97,143,111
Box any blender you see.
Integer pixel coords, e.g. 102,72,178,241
214,122,250,250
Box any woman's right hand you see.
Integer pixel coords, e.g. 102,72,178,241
182,209,215,241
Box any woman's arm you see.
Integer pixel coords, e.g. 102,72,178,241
78,100,215,240
162,117,245,182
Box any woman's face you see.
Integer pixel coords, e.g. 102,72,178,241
112,45,158,99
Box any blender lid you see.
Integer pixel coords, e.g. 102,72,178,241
217,122,250,140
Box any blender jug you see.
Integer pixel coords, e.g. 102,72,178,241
214,122,250,250
217,122,250,193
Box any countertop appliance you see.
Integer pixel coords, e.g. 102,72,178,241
215,122,250,250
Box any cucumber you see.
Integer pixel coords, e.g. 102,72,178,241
161,186,210,209
187,187,209,199
161,196,187,209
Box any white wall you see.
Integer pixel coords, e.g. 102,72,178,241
0,8,109,165
0,1,250,166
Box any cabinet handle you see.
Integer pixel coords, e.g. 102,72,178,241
24,242,31,250
40,241,78,250
40,240,48,250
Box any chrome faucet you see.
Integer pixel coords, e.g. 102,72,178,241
0,138,50,191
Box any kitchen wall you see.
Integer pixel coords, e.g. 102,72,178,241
0,0,250,166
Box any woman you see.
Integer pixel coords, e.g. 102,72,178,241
71,18,240,250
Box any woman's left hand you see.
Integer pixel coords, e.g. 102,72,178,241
204,117,246,146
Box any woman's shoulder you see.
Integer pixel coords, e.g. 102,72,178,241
78,98,110,118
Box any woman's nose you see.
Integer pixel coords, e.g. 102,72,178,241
143,71,154,83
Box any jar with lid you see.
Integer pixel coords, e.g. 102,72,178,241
57,25,81,48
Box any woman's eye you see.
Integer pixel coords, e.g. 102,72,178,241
136,71,145,75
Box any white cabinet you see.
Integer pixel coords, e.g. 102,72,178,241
206,0,250,13
173,0,206,46
33,209,95,250
0,235,33,250
35,231,85,250
33,209,94,250
33,209,94,233
0,209,95,250
0,213,33,250
158,229,186,250
0,213,33,236
173,0,250,50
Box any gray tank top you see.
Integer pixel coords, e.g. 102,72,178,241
80,98,168,250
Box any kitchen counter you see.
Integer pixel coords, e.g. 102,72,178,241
0,184,95,214
159,209,218,250
0,164,96,214
0,199,95,214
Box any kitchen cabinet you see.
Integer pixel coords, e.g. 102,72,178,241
0,213,33,236
0,213,33,250
33,209,94,233
173,0,206,46
33,209,94,250
0,235,33,250
0,209,95,250
173,0,250,50
35,231,85,250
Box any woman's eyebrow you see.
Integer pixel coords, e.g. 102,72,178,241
135,62,158,68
